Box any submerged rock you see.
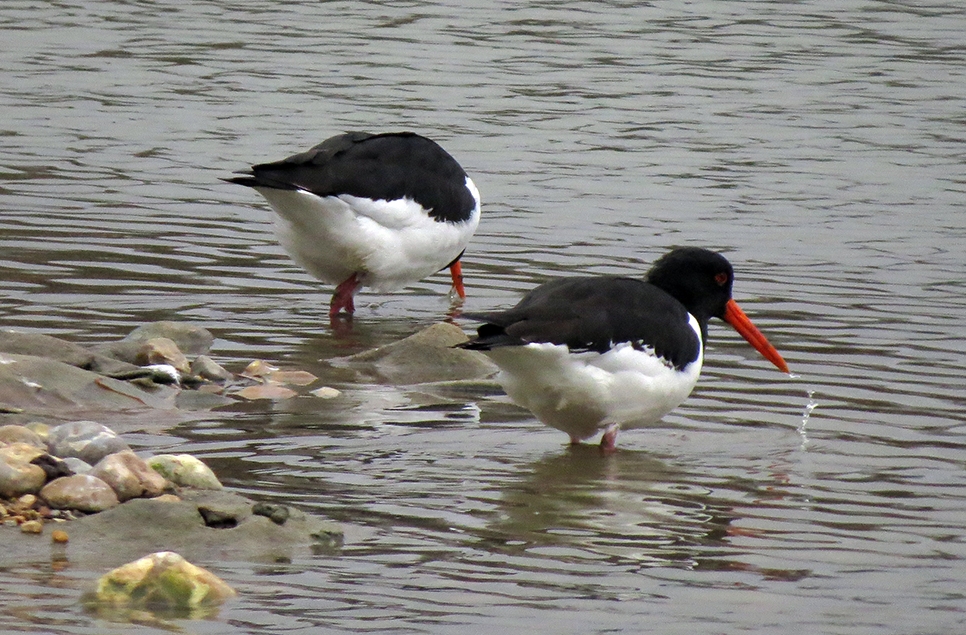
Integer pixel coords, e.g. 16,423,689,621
334,322,499,385
41,474,120,513
134,338,190,375
122,322,214,356
0,329,136,375
190,355,232,383
47,421,130,465
147,454,222,490
92,551,236,612
90,450,170,502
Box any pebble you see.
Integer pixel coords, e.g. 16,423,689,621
20,519,43,534
90,450,169,501
40,474,120,513
47,421,130,465
51,529,69,543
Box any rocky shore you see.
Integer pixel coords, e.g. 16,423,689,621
1,319,497,615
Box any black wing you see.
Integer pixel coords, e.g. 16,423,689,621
460,276,701,370
224,132,477,223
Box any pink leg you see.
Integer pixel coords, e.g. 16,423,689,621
600,425,619,453
330,273,361,318
449,260,466,299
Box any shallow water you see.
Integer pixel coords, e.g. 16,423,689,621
1,0,965,632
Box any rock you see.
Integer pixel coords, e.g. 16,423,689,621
47,421,130,465
62,457,93,475
0,354,177,415
92,551,236,612
135,338,190,374
191,355,232,383
20,519,43,534
0,329,136,375
52,529,69,543
30,454,74,480
310,386,341,399
123,322,214,356
0,424,46,448
147,454,222,490
40,474,120,513
235,384,298,400
90,450,170,501
0,443,48,498
333,322,499,385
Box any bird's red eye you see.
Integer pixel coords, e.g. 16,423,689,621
715,272,729,286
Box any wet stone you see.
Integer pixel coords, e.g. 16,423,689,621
90,450,170,502
147,454,222,490
41,474,120,513
191,355,232,383
62,457,93,475
0,443,48,499
122,322,214,356
47,421,130,465
135,338,190,374
0,424,46,448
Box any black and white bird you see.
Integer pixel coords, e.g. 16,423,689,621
224,132,481,319
459,247,789,450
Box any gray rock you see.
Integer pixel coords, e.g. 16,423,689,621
123,322,214,356
333,322,499,385
40,474,120,512
48,421,130,465
190,355,232,383
0,443,48,498
0,353,178,416
90,450,170,501
134,338,190,374
0,488,342,568
0,329,136,375
62,456,93,475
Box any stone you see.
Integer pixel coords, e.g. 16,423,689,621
0,443,48,498
135,338,190,374
51,529,69,543
40,474,120,513
0,329,136,375
122,322,214,356
0,424,46,448
190,355,232,383
47,421,130,465
333,322,499,385
0,354,176,414
20,519,43,534
62,457,93,475
235,384,298,400
90,450,170,501
92,551,235,612
147,454,222,490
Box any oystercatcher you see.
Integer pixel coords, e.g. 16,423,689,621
224,132,481,318
459,247,789,450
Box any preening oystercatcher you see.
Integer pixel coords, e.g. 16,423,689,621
459,247,789,450
224,132,481,319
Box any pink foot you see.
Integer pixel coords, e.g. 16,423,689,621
599,425,619,453
330,273,361,319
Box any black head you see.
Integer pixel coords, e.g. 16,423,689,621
646,247,735,335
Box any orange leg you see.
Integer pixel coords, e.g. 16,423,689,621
449,260,466,299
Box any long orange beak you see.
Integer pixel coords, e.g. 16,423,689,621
449,260,466,299
723,299,789,373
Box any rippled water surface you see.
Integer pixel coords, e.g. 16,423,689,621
2,0,965,633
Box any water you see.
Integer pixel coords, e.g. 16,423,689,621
1,0,965,632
